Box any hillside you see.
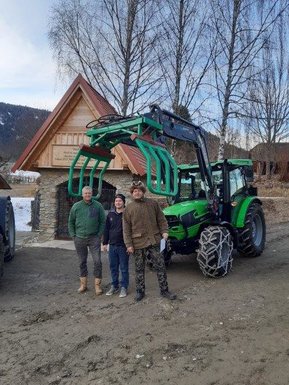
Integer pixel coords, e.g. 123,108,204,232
0,102,50,161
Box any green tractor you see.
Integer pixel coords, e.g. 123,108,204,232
163,160,265,276
68,105,265,277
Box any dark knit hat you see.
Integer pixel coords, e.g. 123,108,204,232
115,193,126,205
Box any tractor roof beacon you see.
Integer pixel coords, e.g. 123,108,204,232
68,105,266,278
0,176,16,279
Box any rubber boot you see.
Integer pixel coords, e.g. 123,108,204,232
94,278,103,295
135,290,145,302
161,290,176,300
78,277,87,293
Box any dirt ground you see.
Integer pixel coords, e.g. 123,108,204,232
1,215,289,385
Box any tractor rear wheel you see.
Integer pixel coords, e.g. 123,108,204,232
237,203,265,257
197,226,233,278
0,197,16,262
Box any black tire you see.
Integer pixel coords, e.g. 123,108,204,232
197,226,233,278
0,234,4,277
237,203,266,257
0,197,16,262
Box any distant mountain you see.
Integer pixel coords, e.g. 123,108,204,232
0,102,50,161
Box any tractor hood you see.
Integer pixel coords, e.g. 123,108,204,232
163,200,209,218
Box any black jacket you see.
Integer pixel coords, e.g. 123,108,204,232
103,209,125,246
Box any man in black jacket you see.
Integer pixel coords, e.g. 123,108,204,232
103,194,129,298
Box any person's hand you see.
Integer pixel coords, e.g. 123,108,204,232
127,246,134,254
162,232,168,240
102,244,108,252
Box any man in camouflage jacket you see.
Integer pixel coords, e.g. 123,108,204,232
123,181,176,302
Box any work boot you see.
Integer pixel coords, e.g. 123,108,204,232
135,291,145,302
77,277,87,293
161,290,177,300
94,278,103,295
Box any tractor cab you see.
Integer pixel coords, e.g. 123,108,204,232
174,159,255,202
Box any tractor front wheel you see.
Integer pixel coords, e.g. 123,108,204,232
237,203,266,257
197,226,233,278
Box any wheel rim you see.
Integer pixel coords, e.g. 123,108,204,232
252,213,263,247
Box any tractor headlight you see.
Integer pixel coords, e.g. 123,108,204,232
165,215,180,227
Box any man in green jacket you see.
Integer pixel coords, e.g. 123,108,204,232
68,186,106,295
123,181,176,302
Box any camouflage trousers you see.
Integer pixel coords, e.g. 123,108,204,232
134,244,168,294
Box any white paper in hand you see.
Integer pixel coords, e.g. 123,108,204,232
160,238,166,252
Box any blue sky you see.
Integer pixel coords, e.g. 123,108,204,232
0,0,69,110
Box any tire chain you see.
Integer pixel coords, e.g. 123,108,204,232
197,226,233,278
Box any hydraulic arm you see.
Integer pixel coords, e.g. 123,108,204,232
68,105,214,204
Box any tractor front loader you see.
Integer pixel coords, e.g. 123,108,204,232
68,105,266,277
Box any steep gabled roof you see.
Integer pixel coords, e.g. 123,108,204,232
117,144,147,176
12,74,146,175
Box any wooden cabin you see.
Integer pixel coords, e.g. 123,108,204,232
12,75,148,239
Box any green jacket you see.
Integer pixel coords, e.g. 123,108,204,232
68,200,106,239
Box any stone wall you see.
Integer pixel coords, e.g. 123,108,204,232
36,169,143,240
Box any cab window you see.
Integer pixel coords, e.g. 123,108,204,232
230,168,245,197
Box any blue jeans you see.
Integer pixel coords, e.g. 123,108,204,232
108,245,129,289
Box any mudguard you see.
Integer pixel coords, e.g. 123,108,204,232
232,197,262,228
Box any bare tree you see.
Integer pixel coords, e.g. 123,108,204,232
48,0,162,115
245,17,289,179
278,149,289,182
0,157,8,170
155,0,215,162
209,0,288,160
0,156,12,179
157,0,214,118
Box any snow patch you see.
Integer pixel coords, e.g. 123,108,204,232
11,197,33,231
11,170,40,178
10,170,40,183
